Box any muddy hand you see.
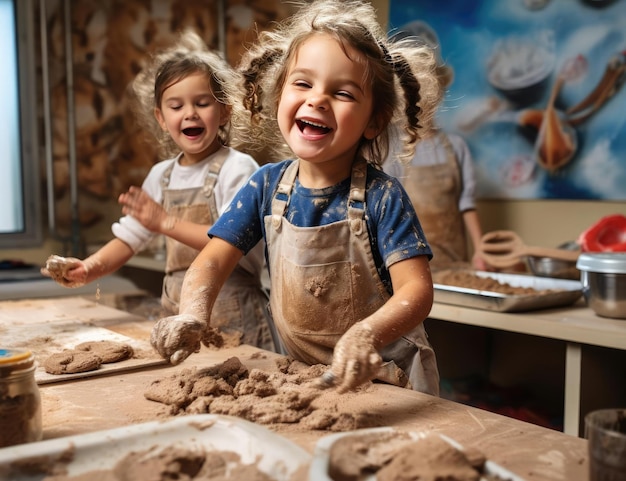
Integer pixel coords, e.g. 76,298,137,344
318,361,410,390
330,321,382,393
150,314,207,365
41,255,87,288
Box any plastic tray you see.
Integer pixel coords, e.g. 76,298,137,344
309,427,526,481
0,414,311,480
433,270,583,312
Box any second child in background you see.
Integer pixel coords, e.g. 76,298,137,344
42,30,278,352
385,22,488,271
151,0,444,395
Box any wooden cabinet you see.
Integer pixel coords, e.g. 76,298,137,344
427,301,626,436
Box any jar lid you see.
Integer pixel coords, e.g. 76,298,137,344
0,349,35,376
576,252,626,273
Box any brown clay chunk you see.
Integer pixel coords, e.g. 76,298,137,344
328,432,484,481
75,340,133,363
43,350,102,375
377,435,481,481
328,431,416,481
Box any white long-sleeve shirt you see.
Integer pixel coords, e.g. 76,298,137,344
112,147,265,277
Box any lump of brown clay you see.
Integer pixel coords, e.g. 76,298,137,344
43,350,102,375
75,340,133,363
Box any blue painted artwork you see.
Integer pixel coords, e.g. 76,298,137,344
388,0,626,200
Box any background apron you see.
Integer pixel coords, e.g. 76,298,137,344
160,149,276,351
401,133,467,270
265,159,440,395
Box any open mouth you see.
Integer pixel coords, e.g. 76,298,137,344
296,119,332,135
182,127,204,136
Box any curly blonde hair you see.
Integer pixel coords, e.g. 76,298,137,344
231,0,443,166
130,29,245,159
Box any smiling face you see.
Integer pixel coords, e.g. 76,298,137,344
277,33,380,175
154,72,229,165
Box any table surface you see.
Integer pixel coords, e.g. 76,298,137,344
430,298,626,350
1,296,590,481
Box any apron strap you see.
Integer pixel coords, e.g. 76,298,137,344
270,160,299,230
202,147,229,198
159,155,179,191
202,147,229,220
348,158,367,235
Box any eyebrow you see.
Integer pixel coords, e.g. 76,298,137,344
162,92,214,102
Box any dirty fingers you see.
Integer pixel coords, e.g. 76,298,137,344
150,314,206,364
330,321,382,392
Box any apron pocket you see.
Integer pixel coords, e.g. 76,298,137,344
281,258,354,334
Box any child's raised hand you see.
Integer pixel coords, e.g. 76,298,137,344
329,321,383,393
118,186,167,233
150,313,207,364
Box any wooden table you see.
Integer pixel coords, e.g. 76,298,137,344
1,296,590,480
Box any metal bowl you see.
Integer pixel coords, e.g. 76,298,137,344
576,253,626,319
526,256,580,280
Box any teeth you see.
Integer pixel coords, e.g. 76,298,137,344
301,119,328,129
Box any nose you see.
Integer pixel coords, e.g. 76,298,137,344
307,91,328,110
183,104,199,119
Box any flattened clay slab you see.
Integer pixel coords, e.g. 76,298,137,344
75,340,134,363
43,350,102,375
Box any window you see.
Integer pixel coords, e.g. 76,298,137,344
0,0,41,248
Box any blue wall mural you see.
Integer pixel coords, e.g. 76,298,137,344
389,0,626,200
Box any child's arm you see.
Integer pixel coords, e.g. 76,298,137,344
330,255,433,392
150,237,243,364
41,238,134,288
119,186,210,251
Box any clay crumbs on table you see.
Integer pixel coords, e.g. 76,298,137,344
143,356,370,432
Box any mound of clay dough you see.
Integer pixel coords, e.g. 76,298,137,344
75,340,134,363
43,350,102,375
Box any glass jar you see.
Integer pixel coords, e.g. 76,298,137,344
0,349,42,447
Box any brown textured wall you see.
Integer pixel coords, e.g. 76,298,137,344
41,0,298,236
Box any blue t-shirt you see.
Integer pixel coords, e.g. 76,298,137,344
209,160,432,294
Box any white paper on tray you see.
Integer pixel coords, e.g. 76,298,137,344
0,414,311,481
309,427,526,481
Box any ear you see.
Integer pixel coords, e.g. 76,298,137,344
154,108,167,131
364,115,382,140
220,104,232,127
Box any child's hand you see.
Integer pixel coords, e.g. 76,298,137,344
41,255,88,288
150,313,206,364
118,186,166,233
330,321,382,393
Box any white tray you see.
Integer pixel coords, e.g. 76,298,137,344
309,427,526,481
0,414,311,480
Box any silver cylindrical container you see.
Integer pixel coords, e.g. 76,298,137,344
576,253,626,319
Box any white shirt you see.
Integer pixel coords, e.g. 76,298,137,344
112,147,265,277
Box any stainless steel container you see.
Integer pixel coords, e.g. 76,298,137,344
576,253,626,319
526,255,580,280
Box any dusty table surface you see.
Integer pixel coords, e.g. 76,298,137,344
2,296,589,481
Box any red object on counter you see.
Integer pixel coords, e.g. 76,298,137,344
578,214,626,252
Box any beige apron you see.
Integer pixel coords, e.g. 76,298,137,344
402,133,466,269
160,148,276,351
265,159,439,395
